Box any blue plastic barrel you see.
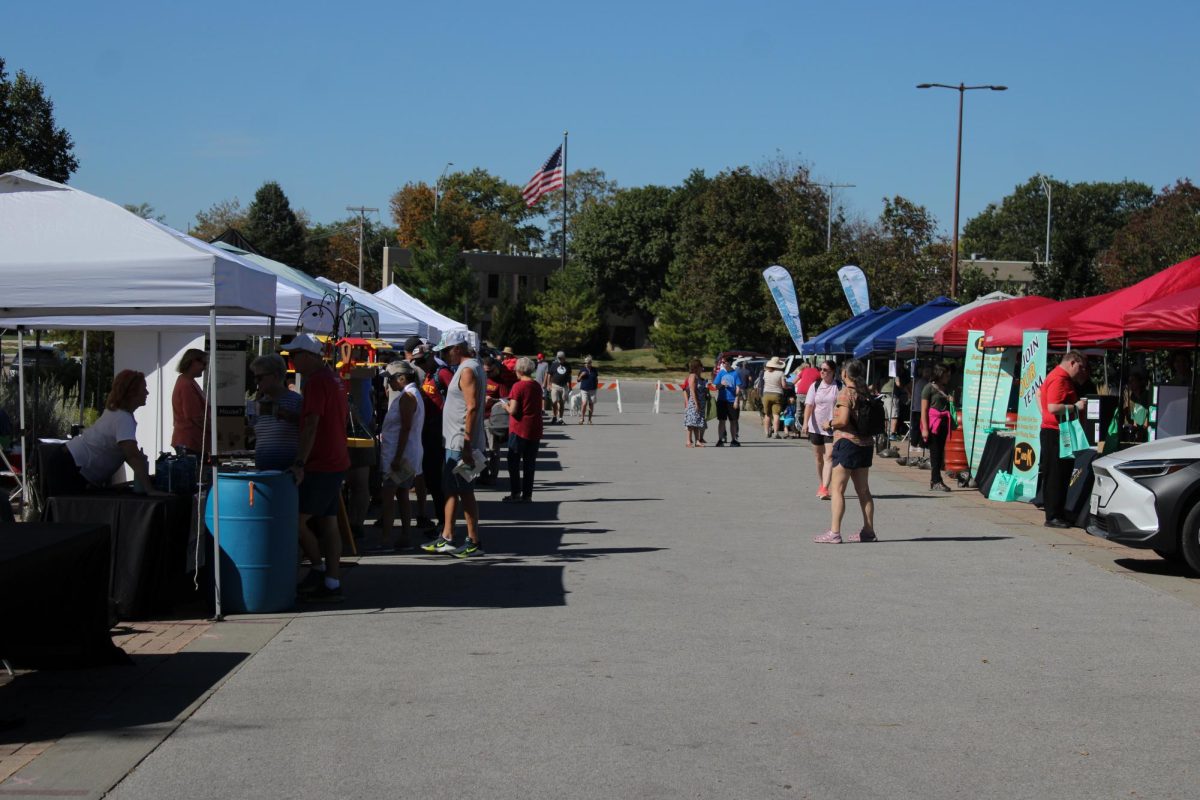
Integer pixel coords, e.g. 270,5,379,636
204,470,298,613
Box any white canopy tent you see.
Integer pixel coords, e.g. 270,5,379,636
375,284,466,344
0,170,280,620
894,291,1014,353
315,278,427,339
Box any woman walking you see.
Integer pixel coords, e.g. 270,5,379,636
813,359,877,543
760,357,787,438
920,364,954,492
802,360,839,500
683,358,708,447
504,357,544,502
378,361,424,548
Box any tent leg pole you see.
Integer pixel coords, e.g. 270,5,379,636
79,331,88,429
209,311,223,621
1191,334,1199,435
269,317,275,348
16,327,26,511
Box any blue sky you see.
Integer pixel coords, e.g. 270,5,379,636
4,0,1197,242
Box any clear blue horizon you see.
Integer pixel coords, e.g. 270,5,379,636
5,0,1197,247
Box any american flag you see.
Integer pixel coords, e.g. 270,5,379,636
521,145,565,207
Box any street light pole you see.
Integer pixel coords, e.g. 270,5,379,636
345,205,379,288
917,82,1008,299
1039,175,1052,269
811,181,855,251
434,161,454,222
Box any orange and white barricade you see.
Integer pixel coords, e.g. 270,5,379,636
653,380,686,413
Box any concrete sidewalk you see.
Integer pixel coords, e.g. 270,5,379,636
7,383,1200,799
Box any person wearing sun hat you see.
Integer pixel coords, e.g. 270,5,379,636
419,328,487,558
282,332,350,602
761,356,787,438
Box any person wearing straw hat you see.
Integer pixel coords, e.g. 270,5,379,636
760,357,787,438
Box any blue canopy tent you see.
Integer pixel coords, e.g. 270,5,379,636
852,296,958,359
826,305,913,355
801,308,888,355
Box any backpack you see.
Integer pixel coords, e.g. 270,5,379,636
852,387,887,437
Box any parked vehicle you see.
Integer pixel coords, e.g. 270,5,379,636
5,344,67,377
1087,434,1200,573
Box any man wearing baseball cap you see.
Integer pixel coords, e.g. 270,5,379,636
420,329,486,558
546,351,571,425
282,333,351,601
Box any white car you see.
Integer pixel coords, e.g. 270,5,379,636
1087,434,1200,573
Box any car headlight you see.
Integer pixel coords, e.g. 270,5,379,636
1113,459,1198,482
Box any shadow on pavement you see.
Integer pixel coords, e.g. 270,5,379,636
0,650,250,746
1114,557,1197,578
875,536,1013,543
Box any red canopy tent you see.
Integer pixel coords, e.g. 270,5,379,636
1067,253,1200,347
1121,284,1200,349
984,293,1118,349
933,295,1053,348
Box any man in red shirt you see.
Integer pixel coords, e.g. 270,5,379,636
284,334,351,602
1039,350,1088,528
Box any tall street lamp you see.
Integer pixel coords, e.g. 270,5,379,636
811,181,855,251
1038,175,1052,269
917,82,1007,298
434,161,454,222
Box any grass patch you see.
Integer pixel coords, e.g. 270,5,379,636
598,348,689,381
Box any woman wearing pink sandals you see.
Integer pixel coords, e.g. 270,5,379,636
803,360,839,500
813,359,877,544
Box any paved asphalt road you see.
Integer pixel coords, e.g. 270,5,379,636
108,381,1200,799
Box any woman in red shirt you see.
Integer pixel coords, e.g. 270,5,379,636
503,357,544,503
171,348,208,456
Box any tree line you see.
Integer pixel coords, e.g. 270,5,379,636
5,56,1198,366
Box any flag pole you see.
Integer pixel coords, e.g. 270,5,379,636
561,130,568,271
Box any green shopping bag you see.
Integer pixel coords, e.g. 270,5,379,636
1101,412,1120,453
1058,409,1090,459
987,470,1022,502
948,399,958,430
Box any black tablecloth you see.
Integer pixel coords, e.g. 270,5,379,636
0,523,127,667
975,432,1016,498
45,492,194,621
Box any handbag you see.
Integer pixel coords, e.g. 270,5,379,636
987,470,1022,502
948,399,958,430
1058,409,1090,459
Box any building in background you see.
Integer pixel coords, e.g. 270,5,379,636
382,246,647,349
963,257,1035,296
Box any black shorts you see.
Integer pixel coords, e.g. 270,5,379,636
299,470,345,517
831,439,873,470
716,399,739,421
809,432,830,446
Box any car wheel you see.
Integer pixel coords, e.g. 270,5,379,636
1179,503,1200,576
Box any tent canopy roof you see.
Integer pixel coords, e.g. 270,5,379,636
0,170,276,318
853,296,958,358
316,278,426,339
375,284,466,342
894,291,1013,352
1068,253,1200,346
933,295,1053,348
827,305,910,355
802,309,883,355
984,292,1118,349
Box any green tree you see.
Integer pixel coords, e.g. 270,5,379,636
442,167,542,252
572,184,677,325
243,181,308,269
962,176,1153,299
0,58,78,182
850,196,951,306
651,167,787,360
305,217,394,286
123,202,166,222
402,220,478,323
1099,180,1200,289
488,294,539,353
190,197,248,242
529,263,602,353
543,168,619,257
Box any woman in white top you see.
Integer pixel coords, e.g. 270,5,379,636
760,357,787,438
802,360,839,500
53,370,166,496
376,360,424,550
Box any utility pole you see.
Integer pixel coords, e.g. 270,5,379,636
345,205,378,288
811,181,855,251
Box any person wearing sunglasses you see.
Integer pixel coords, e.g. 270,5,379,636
249,353,302,471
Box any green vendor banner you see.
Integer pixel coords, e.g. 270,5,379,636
1012,330,1048,501
962,331,1018,477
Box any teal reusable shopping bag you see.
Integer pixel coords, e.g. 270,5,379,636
987,470,1021,502
1058,409,1089,459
